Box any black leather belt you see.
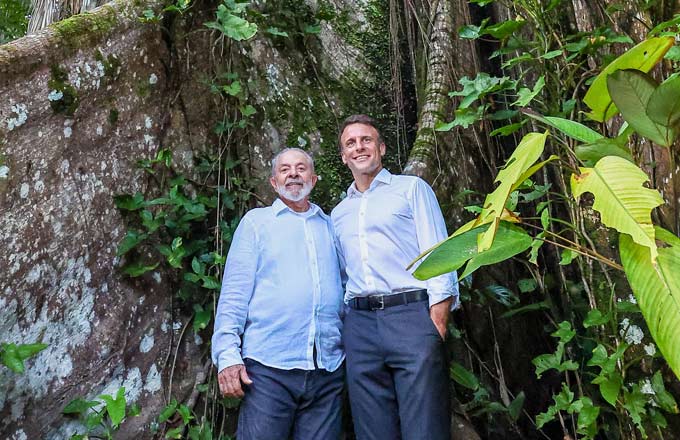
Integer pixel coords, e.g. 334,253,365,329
348,289,428,311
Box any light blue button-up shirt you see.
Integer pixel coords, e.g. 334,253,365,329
211,199,345,373
331,168,459,308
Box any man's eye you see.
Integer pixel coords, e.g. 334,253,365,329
362,138,372,143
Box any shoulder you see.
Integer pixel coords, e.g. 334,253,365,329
330,197,351,221
240,205,273,226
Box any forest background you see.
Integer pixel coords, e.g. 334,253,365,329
1,0,680,439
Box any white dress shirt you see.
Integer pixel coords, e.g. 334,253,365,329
331,168,459,308
211,199,345,373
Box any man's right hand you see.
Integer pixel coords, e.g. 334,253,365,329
217,364,253,398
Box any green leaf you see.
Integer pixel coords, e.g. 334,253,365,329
575,138,633,165
592,372,622,406
193,305,212,332
450,362,479,390
517,278,537,293
522,111,603,143
583,309,610,328
559,249,577,265
607,69,674,147
122,261,159,277
16,342,48,360
158,399,177,423
475,131,548,251
500,301,549,318
205,9,257,41
552,321,576,344
651,371,678,413
620,228,680,379
240,104,257,117
583,37,674,122
646,75,680,129
413,221,532,280
623,384,648,436
571,156,663,261
117,231,148,256
575,397,600,436
177,404,193,424
114,192,145,211
507,392,525,421
540,49,562,59
484,19,525,39
99,387,126,428
489,121,525,136
512,76,545,107
304,24,321,34
1,344,24,373
222,81,242,96
266,26,288,37
63,398,98,415
165,427,184,439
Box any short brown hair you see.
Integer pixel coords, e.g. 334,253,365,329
337,114,384,151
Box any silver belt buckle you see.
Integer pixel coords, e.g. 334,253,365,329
370,295,385,311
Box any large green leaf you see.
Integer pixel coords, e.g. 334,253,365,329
607,69,674,147
475,131,548,251
583,37,674,122
522,110,603,143
647,75,680,129
413,221,532,280
571,156,663,261
620,228,680,379
575,137,633,165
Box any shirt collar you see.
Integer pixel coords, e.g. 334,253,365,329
346,168,392,198
272,198,320,217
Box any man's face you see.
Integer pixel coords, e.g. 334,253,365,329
339,123,386,177
269,150,318,202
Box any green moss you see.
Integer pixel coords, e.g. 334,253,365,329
94,49,122,80
108,108,119,125
50,5,119,49
48,65,79,116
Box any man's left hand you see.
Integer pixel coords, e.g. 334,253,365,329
429,298,453,340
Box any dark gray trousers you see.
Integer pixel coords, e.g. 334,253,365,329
344,300,450,440
237,358,344,440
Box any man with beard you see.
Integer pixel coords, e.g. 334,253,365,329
212,148,345,439
332,115,459,440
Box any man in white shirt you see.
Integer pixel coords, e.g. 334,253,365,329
212,148,345,440
331,115,459,440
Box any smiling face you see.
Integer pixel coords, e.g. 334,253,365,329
269,149,318,203
339,123,386,188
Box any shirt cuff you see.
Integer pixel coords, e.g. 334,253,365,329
218,351,244,373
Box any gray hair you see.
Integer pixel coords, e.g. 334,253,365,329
270,148,315,177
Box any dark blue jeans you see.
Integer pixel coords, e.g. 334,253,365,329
237,358,344,440
344,300,450,440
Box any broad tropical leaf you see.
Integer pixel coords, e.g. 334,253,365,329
607,69,674,147
413,221,532,280
571,156,663,261
620,228,680,379
522,110,603,143
647,75,680,129
575,137,633,165
475,131,548,251
583,37,674,122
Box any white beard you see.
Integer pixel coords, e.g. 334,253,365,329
276,181,312,202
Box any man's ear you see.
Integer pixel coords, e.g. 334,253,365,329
311,174,319,188
340,150,348,164
269,176,278,191
380,142,386,157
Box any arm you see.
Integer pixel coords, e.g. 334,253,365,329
409,179,460,338
211,216,257,396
